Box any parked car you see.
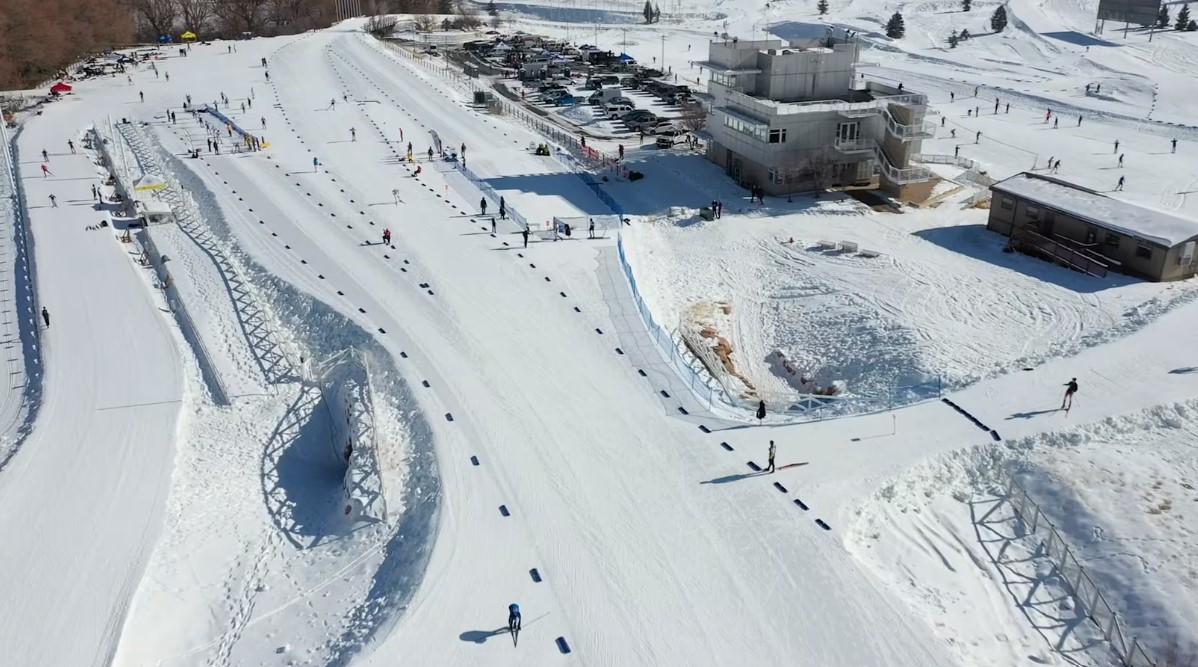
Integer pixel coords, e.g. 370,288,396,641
605,103,635,119
624,114,659,131
656,134,687,148
653,123,686,136
543,89,569,101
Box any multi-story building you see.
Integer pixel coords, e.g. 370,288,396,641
700,34,936,199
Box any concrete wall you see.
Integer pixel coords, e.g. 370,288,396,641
756,44,857,102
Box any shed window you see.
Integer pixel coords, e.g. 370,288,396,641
1025,205,1040,220
1000,197,1013,210
1135,240,1152,259
1105,232,1120,247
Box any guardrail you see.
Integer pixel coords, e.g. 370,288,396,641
457,162,529,230
1006,475,1158,667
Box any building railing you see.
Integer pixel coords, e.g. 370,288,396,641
1006,475,1159,667
714,82,933,139
834,138,933,184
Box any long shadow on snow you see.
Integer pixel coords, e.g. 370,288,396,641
260,384,344,549
162,130,442,662
0,126,45,475
913,224,1136,294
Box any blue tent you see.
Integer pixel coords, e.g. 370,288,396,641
157,35,173,43
617,53,636,62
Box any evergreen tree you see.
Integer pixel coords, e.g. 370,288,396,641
486,0,498,16
817,0,828,15
653,3,661,21
962,0,971,11
990,5,1008,32
885,12,905,38
1176,3,1191,30
1189,18,1198,30
948,30,959,47
1156,5,1170,27
643,0,653,23
960,27,971,39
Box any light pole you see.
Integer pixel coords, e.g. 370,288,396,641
661,35,665,71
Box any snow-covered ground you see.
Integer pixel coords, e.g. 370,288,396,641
1,0,1197,665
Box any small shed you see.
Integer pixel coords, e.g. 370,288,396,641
988,172,1198,282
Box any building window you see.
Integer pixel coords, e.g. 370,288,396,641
1136,240,1152,259
723,114,766,141
1000,197,1013,210
769,128,787,144
1025,205,1040,220
1085,228,1097,244
1106,232,1120,247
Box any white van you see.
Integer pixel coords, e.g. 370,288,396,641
605,103,634,119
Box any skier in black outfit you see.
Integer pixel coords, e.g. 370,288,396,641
1062,378,1078,410
756,400,766,424
521,227,529,248
766,440,776,473
41,307,50,328
499,197,506,220
480,198,487,215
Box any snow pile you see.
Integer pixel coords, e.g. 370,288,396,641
848,399,1198,667
623,202,1197,399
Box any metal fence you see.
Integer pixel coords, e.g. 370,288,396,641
457,162,529,230
1006,475,1158,667
0,118,42,351
92,124,232,405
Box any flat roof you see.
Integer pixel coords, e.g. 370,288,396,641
991,172,1198,247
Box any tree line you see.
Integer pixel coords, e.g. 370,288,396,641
125,0,338,42
0,0,133,90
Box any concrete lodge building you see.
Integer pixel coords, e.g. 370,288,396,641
700,33,936,200
988,172,1198,282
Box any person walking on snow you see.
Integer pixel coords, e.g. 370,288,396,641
261,116,266,128
49,194,57,208
139,91,144,102
1116,175,1125,191
1061,378,1078,410
522,226,530,248
392,189,402,204
1114,140,1120,154
427,147,434,161
329,98,336,110
480,197,487,216
382,229,391,245
508,604,522,633
499,197,506,220
1173,138,1179,154
756,400,766,424
41,307,49,328
41,149,48,162
766,440,776,473
350,128,356,142
313,156,320,171
491,217,496,234
91,184,98,200
588,219,595,239
1118,154,1124,168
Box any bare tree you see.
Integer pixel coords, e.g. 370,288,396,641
0,0,133,90
412,14,436,31
178,0,215,34
457,0,483,28
212,0,269,35
805,148,838,190
125,0,179,40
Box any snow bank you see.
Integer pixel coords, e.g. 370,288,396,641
848,399,1198,667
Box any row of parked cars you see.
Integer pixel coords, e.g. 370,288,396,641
531,74,690,147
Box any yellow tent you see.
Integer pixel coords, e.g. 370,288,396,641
133,175,168,192
181,31,197,42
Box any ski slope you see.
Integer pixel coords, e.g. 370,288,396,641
1,2,1197,665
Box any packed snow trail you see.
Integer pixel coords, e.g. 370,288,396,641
0,98,183,666
165,28,970,666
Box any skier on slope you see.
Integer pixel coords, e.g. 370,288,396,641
382,229,391,245
480,197,487,216
41,307,50,328
508,603,522,633
1061,378,1078,410
766,440,776,473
